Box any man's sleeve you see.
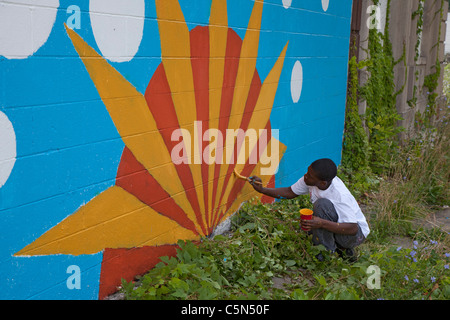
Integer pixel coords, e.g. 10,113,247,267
290,176,309,195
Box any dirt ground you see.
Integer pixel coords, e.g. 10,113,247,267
414,208,450,233
392,207,450,249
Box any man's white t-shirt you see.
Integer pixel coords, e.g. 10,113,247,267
291,176,370,237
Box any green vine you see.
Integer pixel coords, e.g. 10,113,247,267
342,56,370,174
340,55,373,198
412,0,425,62
420,0,445,127
408,0,424,109
357,0,403,174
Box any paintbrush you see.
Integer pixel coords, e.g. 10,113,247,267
233,168,263,185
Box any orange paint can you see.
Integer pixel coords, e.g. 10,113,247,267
299,208,313,231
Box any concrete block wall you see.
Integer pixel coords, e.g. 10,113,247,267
0,0,352,299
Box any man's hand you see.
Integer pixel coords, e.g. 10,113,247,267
301,216,359,235
247,177,298,200
300,216,325,231
249,176,263,193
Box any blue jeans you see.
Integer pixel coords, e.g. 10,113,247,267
311,198,365,252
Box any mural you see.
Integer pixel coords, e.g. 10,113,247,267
0,0,352,299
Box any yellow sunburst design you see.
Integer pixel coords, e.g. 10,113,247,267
15,0,287,257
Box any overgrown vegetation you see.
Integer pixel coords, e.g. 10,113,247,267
341,0,404,200
358,0,404,175
365,108,449,241
340,0,448,212
340,56,374,200
121,212,449,300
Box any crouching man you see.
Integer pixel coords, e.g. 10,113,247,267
249,158,370,261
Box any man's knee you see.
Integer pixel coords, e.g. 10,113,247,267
314,198,333,208
313,198,334,214
313,198,338,221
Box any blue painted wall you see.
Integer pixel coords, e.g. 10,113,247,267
0,0,352,299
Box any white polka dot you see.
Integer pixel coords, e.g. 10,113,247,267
282,0,292,9
0,112,16,188
291,60,303,103
89,0,145,63
0,0,59,59
322,0,330,12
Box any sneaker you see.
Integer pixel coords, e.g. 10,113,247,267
336,247,357,262
315,253,325,262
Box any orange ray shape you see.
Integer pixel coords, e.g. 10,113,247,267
155,0,207,230
212,0,264,218
207,0,228,227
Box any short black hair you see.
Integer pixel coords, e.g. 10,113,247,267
310,158,337,182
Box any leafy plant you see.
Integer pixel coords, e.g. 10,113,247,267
341,56,371,177
365,240,450,300
121,240,229,300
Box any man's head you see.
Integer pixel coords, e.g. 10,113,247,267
303,158,337,190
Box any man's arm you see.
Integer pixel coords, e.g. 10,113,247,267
249,176,298,199
249,176,358,235
301,218,358,235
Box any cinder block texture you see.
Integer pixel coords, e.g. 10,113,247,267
0,0,352,299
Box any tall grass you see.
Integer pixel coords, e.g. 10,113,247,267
368,108,449,234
